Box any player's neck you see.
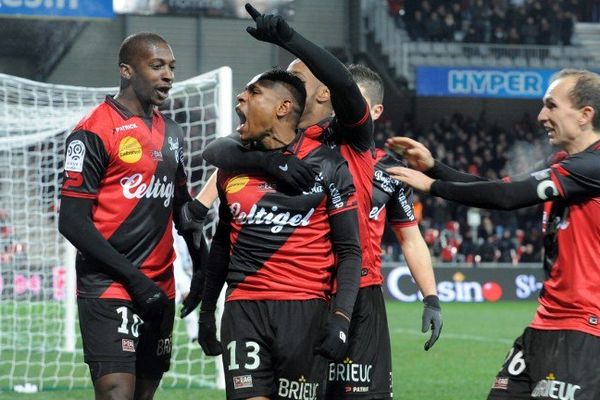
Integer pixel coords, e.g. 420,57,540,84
259,127,297,150
114,92,154,118
565,130,600,154
298,105,333,129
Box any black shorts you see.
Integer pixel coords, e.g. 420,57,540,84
488,327,600,400
326,286,392,399
77,298,175,381
220,299,329,400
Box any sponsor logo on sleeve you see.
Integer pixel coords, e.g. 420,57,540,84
118,136,143,164
65,140,85,172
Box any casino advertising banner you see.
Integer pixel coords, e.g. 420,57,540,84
383,265,545,302
416,66,558,99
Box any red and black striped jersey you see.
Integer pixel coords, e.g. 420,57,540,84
60,96,186,300
530,140,600,336
304,116,388,288
217,132,357,302
364,149,418,286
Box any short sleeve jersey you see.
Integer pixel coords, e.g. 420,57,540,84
530,140,600,336
217,133,357,302
60,96,187,300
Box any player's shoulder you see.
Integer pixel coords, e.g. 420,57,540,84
73,99,126,141
374,148,407,169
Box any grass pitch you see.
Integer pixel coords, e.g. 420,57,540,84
0,300,537,400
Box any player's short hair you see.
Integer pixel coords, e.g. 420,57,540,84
118,32,169,65
348,64,384,106
257,68,307,124
551,68,600,129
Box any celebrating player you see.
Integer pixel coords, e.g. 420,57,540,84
58,32,200,400
198,6,442,399
198,68,362,399
386,69,600,400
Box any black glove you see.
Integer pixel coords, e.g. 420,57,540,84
176,199,208,249
263,151,317,194
127,274,169,321
315,313,350,362
422,295,443,351
198,311,222,356
180,270,204,318
245,3,295,47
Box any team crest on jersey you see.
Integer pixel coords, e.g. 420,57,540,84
226,175,250,194
168,137,179,162
65,140,85,172
118,136,142,164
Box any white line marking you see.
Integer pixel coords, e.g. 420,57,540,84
393,328,514,344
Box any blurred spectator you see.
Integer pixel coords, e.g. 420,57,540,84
398,0,577,45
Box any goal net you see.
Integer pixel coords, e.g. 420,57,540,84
0,67,231,392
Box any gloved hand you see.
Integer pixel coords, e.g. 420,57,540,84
422,295,443,351
180,270,204,318
245,3,295,47
128,275,169,321
198,311,222,356
263,151,317,194
315,312,350,362
176,199,208,249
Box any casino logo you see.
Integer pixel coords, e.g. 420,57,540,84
226,175,250,194
118,136,142,164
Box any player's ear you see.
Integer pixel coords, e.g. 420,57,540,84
371,104,384,121
579,105,595,127
276,99,293,118
119,63,133,80
316,85,330,104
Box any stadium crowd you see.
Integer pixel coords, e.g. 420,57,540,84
390,0,577,45
375,112,546,264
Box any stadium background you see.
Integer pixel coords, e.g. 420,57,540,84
1,0,598,398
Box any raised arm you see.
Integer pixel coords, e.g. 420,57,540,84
245,4,372,149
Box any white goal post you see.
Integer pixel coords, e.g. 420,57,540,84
0,67,231,392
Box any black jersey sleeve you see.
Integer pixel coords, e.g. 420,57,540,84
328,209,361,319
430,166,561,210
200,186,232,313
426,159,488,183
387,181,417,225
58,196,160,293
61,130,109,198
281,30,373,152
202,134,261,172
324,159,357,214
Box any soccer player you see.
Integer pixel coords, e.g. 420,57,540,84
198,68,362,400
197,6,442,398
386,69,600,400
58,32,200,400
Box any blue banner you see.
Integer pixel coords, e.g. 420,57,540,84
0,0,114,19
416,66,559,99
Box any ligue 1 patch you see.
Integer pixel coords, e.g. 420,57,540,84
150,150,163,161
65,140,85,172
492,377,509,390
226,175,250,194
589,315,598,325
118,136,143,164
233,375,253,389
122,338,135,352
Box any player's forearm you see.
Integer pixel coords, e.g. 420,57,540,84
284,31,367,124
202,135,266,173
200,220,230,312
58,196,149,287
426,160,488,183
329,209,362,318
393,226,437,297
430,178,543,210
195,170,219,208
